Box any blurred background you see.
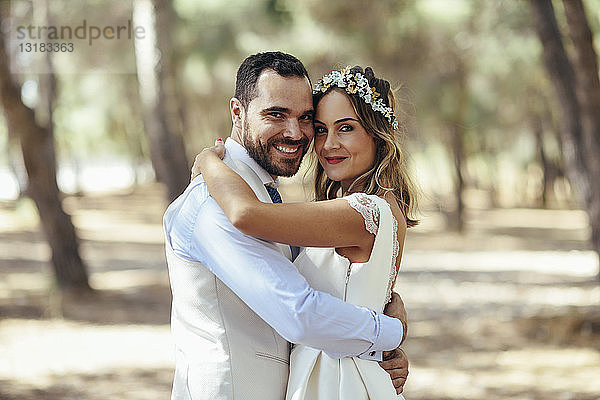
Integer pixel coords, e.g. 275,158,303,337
0,0,599,399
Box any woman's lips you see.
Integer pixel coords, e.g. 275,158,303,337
325,156,347,164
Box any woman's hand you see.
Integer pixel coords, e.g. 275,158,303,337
191,138,226,181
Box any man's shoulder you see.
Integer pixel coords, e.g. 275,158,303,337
164,177,225,260
164,178,210,234
169,177,209,210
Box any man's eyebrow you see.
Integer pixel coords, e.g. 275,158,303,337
260,106,291,114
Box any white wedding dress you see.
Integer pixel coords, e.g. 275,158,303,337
286,193,405,400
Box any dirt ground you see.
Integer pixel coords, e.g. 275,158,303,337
1,183,599,400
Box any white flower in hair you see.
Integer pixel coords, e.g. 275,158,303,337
313,67,399,130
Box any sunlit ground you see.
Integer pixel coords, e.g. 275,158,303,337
0,183,599,399
397,206,600,400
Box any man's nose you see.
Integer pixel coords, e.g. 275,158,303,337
283,119,302,140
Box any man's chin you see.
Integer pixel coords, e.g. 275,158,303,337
272,161,302,177
267,151,303,177
268,160,302,177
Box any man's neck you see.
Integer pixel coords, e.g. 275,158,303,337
229,131,243,146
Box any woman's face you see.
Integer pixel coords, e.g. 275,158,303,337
313,90,377,191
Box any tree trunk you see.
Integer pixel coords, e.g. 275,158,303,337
134,0,189,202
562,0,600,280
6,125,27,198
451,124,465,232
0,17,90,291
530,0,600,279
532,114,549,208
449,59,468,232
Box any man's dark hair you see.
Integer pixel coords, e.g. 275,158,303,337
234,51,311,108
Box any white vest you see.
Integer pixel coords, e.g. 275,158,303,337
166,156,291,400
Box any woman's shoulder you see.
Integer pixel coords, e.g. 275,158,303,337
343,192,381,209
341,192,406,235
381,191,408,232
341,192,380,235
344,191,403,218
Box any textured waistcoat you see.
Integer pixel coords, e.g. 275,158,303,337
167,156,291,400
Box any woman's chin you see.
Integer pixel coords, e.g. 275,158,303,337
321,165,355,184
323,172,343,182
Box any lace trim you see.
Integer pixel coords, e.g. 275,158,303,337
385,202,400,304
344,193,380,235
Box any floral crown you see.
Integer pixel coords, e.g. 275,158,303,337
313,66,399,130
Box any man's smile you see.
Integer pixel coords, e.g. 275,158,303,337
274,144,302,154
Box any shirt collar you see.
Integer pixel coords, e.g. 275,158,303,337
225,137,280,188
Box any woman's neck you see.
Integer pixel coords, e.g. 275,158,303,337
341,179,365,196
341,180,352,196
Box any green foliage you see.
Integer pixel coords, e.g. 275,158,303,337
4,0,598,206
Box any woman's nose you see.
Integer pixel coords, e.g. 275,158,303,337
322,133,340,150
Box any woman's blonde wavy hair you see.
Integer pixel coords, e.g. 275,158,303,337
312,66,419,227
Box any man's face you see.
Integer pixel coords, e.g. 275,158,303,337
241,70,314,177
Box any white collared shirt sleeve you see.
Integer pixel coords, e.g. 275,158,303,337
164,180,403,359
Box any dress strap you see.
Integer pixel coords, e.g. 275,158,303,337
375,197,399,304
343,193,400,305
386,204,400,304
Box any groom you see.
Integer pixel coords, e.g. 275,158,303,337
164,51,408,400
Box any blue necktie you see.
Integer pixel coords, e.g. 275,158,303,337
264,184,282,204
264,184,300,260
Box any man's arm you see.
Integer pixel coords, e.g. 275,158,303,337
165,182,403,359
384,291,408,345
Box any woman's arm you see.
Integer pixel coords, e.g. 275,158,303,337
195,142,374,249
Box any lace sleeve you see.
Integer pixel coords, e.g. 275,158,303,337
344,193,380,235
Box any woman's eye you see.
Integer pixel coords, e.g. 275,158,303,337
339,124,354,132
315,126,327,135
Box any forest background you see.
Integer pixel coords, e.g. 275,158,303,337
0,0,599,399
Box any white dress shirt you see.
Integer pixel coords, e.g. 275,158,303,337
163,138,403,359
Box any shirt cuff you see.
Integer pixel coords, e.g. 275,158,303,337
359,310,403,360
358,350,383,361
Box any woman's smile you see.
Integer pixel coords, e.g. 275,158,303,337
324,156,348,164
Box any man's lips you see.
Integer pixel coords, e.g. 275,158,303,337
273,143,303,156
324,156,348,164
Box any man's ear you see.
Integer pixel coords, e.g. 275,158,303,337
230,98,244,129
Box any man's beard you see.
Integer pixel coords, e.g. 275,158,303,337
243,119,309,177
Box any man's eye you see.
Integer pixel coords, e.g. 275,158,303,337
269,112,284,119
300,114,313,122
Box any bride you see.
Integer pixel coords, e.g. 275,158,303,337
194,65,418,399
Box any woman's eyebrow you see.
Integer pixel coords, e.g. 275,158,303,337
334,117,359,124
314,117,358,125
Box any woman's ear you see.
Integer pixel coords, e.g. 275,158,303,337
230,98,244,128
